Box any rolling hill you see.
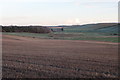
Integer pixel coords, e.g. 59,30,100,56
60,23,119,35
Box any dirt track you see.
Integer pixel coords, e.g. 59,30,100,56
2,35,118,78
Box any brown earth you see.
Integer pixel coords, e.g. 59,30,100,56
2,35,118,78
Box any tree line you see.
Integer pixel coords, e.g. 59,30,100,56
1,26,51,33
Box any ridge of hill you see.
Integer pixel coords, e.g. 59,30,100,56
59,23,119,35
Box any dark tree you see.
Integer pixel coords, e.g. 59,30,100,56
61,28,64,31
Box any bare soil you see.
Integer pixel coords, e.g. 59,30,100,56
2,35,118,78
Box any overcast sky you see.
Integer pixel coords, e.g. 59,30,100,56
0,0,118,26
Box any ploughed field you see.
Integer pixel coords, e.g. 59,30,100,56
2,35,118,78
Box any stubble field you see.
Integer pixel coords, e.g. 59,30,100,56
2,34,118,78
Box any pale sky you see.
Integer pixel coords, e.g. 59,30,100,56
0,0,119,26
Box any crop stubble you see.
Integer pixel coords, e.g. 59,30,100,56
2,35,118,78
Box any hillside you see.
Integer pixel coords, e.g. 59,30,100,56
62,23,119,35
2,23,119,43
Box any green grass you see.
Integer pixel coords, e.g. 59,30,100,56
3,32,50,38
67,37,119,43
62,24,119,35
3,32,119,43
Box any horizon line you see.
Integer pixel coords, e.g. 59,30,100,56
0,22,118,26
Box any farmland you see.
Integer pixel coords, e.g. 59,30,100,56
3,23,119,43
2,23,119,78
2,34,118,78
3,32,119,43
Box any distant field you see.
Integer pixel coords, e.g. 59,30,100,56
2,23,119,43
3,32,119,43
3,32,49,38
